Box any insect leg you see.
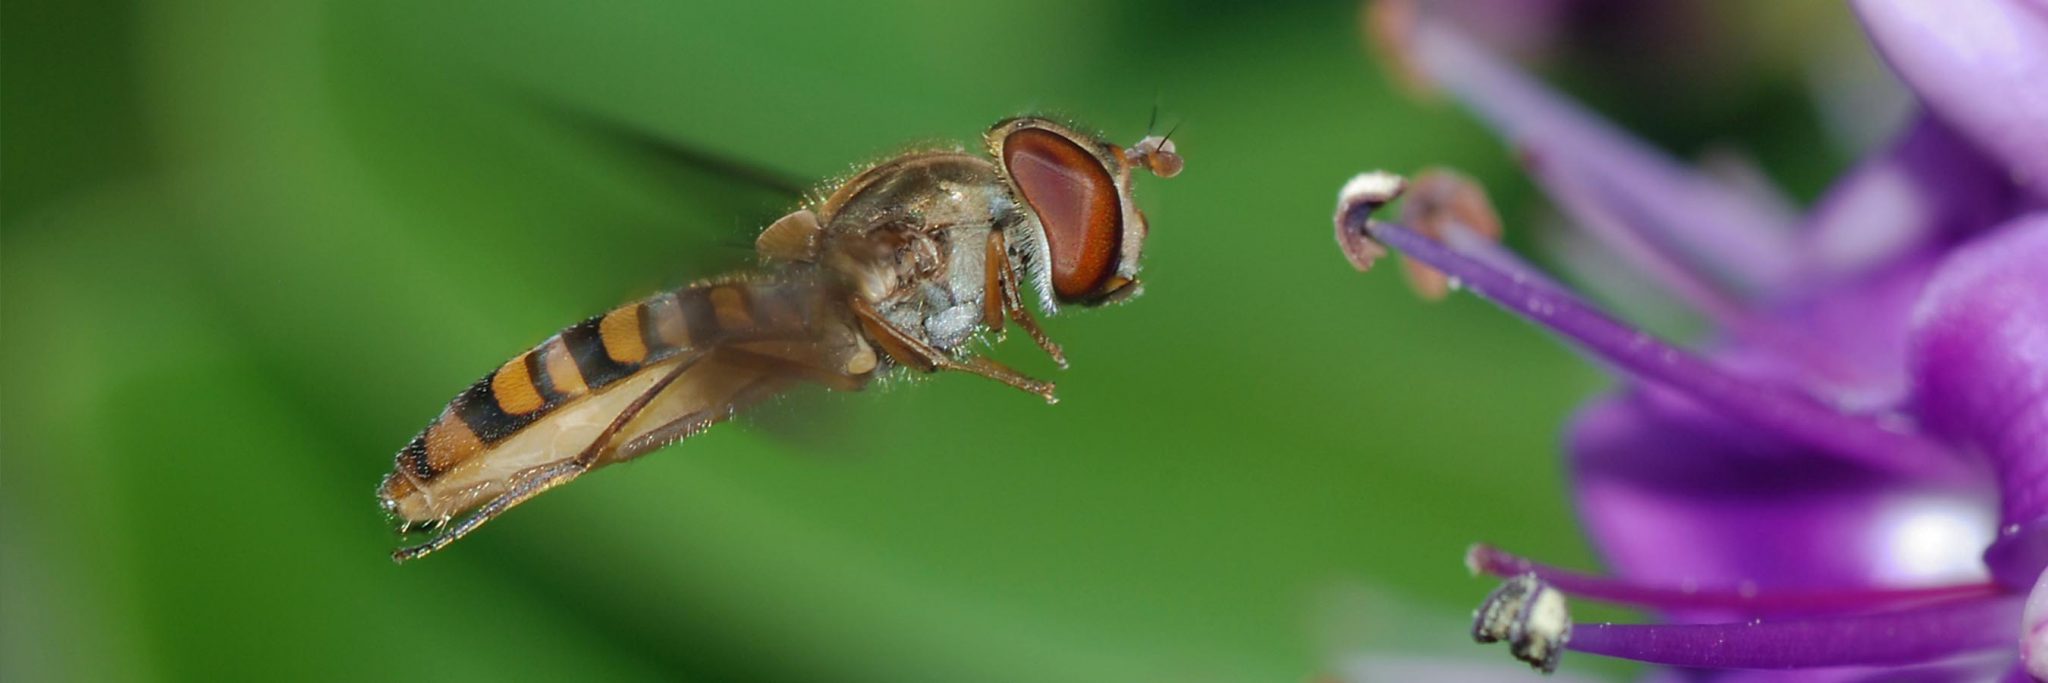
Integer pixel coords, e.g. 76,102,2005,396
992,233,1068,369
850,297,1057,403
390,460,582,563
981,230,1011,337
391,351,706,563
612,364,795,457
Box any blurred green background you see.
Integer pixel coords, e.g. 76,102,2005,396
3,1,1878,681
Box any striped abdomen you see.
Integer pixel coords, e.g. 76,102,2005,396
379,277,828,522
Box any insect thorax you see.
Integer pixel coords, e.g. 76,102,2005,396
815,152,1032,352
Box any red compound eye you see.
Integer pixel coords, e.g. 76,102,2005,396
1002,127,1122,301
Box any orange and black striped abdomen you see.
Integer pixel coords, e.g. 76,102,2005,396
386,279,817,490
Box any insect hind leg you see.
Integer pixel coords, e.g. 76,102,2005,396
390,350,706,563
391,461,587,563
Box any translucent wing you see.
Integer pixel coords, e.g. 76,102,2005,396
379,276,875,543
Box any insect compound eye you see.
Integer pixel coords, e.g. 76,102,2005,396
1002,127,1123,301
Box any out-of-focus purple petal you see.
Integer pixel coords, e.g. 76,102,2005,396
1731,254,1939,410
1908,216,2048,587
1424,0,1577,60
1568,391,1996,600
1853,0,2048,199
1530,151,1756,327
1387,6,1802,295
1803,114,2020,279
1992,523,2048,609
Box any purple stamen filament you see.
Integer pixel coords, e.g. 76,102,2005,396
1569,596,2021,669
1469,544,2004,615
1336,204,1952,475
1434,222,1573,298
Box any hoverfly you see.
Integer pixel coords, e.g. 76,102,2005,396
379,116,1183,562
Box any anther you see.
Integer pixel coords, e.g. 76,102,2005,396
1473,573,1573,674
1333,171,1408,271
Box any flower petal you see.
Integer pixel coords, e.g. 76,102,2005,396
1803,113,2022,279
1908,215,2048,587
1568,390,1996,597
1755,252,1949,411
1853,0,2048,199
1379,3,1802,295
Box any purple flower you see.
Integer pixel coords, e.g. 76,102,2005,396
1337,1,2048,678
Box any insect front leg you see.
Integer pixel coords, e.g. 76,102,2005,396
982,229,1012,337
390,351,707,563
988,230,1067,368
850,297,1057,403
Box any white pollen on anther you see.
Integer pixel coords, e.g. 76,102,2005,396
1338,171,1408,212
1520,582,1571,665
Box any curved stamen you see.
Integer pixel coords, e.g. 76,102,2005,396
1335,185,1953,473
1569,595,2022,669
1393,168,1589,305
1437,222,1574,298
1468,544,2005,614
